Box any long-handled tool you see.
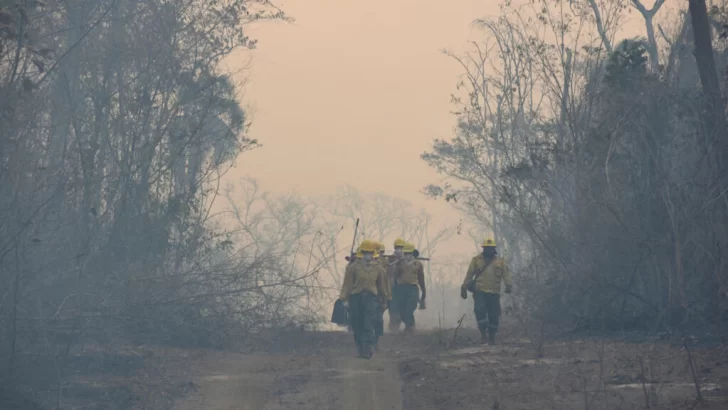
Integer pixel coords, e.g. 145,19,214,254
386,255,430,264
386,247,430,264
344,218,360,262
350,218,360,255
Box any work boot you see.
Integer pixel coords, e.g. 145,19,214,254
361,344,373,359
479,329,488,344
404,324,415,334
389,316,401,332
488,331,496,345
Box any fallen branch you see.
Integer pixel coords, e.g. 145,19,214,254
451,314,466,347
638,355,651,409
683,337,703,403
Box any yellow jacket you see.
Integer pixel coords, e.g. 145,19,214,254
378,255,389,271
463,255,511,294
378,256,393,292
339,259,391,301
386,255,401,289
394,258,424,286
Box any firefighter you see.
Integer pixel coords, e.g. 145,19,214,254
339,239,390,358
348,246,360,265
344,245,363,333
388,238,406,331
373,242,390,350
391,242,426,333
461,238,512,344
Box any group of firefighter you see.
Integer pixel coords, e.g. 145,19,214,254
338,236,512,359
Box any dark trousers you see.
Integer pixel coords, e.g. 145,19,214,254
393,284,419,327
387,299,401,331
375,309,384,339
473,291,501,336
349,291,379,349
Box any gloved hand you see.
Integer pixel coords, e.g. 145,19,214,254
505,284,513,294
418,296,426,310
460,286,467,300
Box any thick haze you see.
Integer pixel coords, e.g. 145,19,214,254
223,0,508,254
5,1,726,407
222,0,658,255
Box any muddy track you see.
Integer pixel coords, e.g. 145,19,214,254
174,332,403,410
172,327,728,410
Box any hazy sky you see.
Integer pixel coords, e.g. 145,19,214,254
220,0,509,253
222,0,665,255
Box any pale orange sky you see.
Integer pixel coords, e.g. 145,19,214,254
223,0,505,254
221,0,669,255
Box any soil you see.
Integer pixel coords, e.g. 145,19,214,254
173,331,404,410
400,325,728,410
2,343,204,410
171,323,728,410
5,322,728,410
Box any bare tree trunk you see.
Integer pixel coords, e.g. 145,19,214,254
660,12,691,84
689,0,728,183
559,48,573,148
689,1,728,327
631,0,666,73
8,247,21,381
587,0,613,53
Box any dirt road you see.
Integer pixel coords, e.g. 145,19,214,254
10,324,727,409
174,332,403,410
171,327,728,410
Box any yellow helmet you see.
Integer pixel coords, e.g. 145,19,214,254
403,242,415,253
359,239,377,253
377,242,386,252
481,237,497,247
373,242,384,258
355,245,363,258
393,238,406,247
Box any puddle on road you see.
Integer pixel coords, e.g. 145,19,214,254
445,345,523,357
330,368,380,379
438,357,498,369
520,358,566,365
609,382,720,391
202,374,243,381
446,346,491,356
203,366,381,383
438,354,566,370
